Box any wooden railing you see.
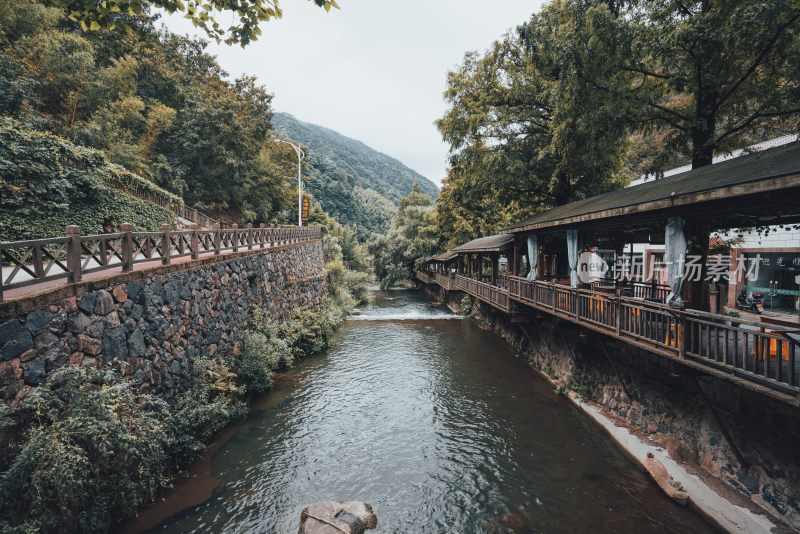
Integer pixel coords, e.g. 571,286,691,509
590,280,672,302
504,275,799,400
433,272,454,291
455,275,510,312
0,224,321,300
416,271,434,284
105,176,220,229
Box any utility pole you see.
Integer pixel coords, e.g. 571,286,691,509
274,139,305,227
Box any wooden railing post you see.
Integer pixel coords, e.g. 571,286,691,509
246,223,254,250
66,225,82,283
231,224,239,253
678,307,687,359
213,223,221,255
120,223,134,272
160,224,171,265
259,223,266,248
191,225,199,260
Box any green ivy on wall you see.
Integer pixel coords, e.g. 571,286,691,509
0,118,174,241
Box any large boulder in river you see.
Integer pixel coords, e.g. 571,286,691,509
298,501,377,534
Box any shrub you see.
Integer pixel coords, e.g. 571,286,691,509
236,309,294,394
460,295,473,316
169,361,246,465
239,332,280,394
0,368,173,532
0,362,246,533
344,269,371,304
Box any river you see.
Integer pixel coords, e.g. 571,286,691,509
137,289,714,533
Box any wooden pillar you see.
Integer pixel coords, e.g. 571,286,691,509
727,248,740,309
613,236,626,288
511,241,518,276
491,255,498,285
190,224,199,260
213,223,221,255
684,220,710,311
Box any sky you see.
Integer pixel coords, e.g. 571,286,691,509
162,1,544,186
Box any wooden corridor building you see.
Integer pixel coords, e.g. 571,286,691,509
419,142,800,406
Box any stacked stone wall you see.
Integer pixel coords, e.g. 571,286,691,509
0,241,328,400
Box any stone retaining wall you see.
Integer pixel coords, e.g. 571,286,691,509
470,297,800,531
421,283,464,314
0,241,328,401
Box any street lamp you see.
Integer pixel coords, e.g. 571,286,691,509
274,139,305,227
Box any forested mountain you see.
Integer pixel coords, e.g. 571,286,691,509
272,113,438,240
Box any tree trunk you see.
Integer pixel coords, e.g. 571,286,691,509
691,87,718,169
553,169,572,206
683,220,710,311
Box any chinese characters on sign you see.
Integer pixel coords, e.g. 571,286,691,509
611,254,774,283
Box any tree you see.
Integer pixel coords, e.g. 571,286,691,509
588,0,800,169
369,184,439,288
48,0,340,46
0,2,298,224
436,0,631,246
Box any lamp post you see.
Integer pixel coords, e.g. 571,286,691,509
274,139,305,227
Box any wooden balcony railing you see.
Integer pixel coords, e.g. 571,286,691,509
433,272,453,290
504,275,799,400
1,224,322,301
455,274,510,312
416,271,434,284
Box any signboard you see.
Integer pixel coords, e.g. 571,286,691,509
746,286,800,297
301,197,310,222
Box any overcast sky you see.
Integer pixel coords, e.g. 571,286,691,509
162,1,544,185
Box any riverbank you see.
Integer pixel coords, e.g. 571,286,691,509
465,295,799,533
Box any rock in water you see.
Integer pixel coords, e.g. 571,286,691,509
298,501,377,534
644,452,689,505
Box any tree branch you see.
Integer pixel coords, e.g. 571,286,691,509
714,12,800,112
675,1,695,17
577,71,690,128
621,65,674,80
715,106,800,145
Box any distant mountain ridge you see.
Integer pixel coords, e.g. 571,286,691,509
272,112,438,239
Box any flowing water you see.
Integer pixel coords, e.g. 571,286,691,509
140,289,714,533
